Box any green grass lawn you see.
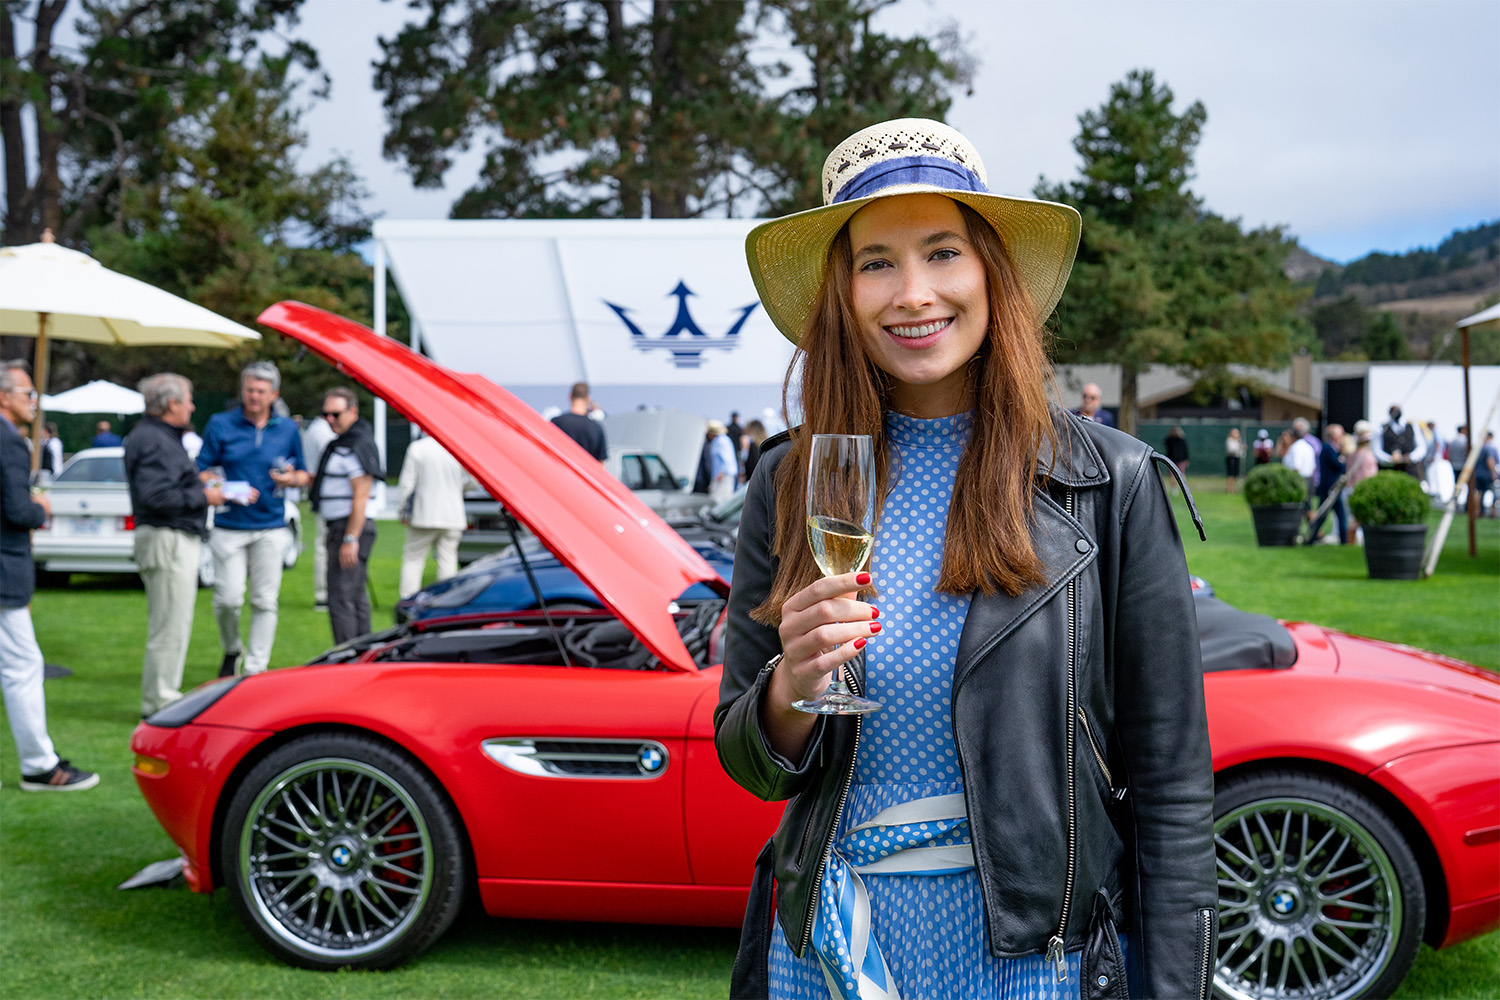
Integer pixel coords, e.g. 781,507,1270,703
1,490,1496,998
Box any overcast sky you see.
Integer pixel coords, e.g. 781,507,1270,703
296,0,1499,264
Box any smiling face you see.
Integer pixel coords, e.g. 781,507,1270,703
848,193,990,418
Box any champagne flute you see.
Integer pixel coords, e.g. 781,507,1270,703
794,433,882,715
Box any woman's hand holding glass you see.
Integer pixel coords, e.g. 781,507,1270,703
761,571,881,756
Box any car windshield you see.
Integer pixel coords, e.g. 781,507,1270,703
706,491,744,524
55,456,126,484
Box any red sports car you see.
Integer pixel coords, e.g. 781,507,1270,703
131,303,1498,1000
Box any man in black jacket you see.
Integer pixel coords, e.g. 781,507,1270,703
0,360,98,791
125,374,225,717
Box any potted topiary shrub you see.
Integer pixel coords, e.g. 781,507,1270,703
1243,464,1308,546
1348,471,1431,579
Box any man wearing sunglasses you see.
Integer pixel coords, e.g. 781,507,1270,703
309,387,383,644
0,360,99,790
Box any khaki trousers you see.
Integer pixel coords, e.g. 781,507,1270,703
210,526,290,674
399,525,463,598
136,525,203,716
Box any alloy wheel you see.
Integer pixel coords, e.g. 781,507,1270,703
237,758,434,961
1214,797,1402,1000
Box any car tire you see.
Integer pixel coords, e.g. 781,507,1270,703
221,733,467,970
1213,769,1425,1000
34,565,68,587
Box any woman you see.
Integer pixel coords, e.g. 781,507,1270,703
1344,420,1379,544
1224,428,1244,493
714,119,1215,1000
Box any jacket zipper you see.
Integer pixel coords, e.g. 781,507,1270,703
1046,486,1079,982
1077,707,1112,788
799,672,863,957
1198,907,1214,1000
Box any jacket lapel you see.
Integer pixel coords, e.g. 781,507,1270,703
953,486,1097,690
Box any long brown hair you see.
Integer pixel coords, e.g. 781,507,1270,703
751,201,1058,625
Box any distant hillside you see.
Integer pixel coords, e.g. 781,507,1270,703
1306,220,1499,302
1297,220,1500,362
1283,243,1334,283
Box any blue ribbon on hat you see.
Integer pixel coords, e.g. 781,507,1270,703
808,793,974,1000
832,155,988,205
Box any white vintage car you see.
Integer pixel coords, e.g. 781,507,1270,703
32,446,300,586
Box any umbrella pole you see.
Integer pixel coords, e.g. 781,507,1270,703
29,312,49,474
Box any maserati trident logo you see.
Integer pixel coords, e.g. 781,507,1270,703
605,281,759,369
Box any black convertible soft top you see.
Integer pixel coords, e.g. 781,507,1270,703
1196,595,1298,673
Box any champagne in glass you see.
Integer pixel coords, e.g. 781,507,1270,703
806,515,873,577
794,434,882,715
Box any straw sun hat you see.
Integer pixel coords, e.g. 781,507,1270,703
745,118,1082,345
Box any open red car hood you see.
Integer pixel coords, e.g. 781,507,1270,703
257,301,726,671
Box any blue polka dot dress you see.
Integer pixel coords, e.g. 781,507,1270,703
767,411,1084,1000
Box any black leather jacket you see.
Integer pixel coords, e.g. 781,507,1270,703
715,408,1216,999
124,416,211,539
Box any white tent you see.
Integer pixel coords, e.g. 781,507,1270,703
41,380,144,414
372,219,793,422
1457,302,1500,334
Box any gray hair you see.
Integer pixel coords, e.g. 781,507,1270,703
0,359,30,393
240,361,281,393
322,386,358,413
139,373,192,417
1292,417,1311,436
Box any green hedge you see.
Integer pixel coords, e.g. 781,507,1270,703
1348,470,1429,525
1243,463,1307,506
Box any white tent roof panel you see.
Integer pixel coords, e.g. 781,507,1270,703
376,220,796,406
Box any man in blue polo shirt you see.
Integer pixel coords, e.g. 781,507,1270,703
197,362,309,677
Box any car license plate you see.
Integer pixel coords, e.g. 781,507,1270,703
71,516,101,534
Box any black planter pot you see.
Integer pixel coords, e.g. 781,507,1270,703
1250,503,1305,546
1362,523,1428,580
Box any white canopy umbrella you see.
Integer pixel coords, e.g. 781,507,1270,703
0,240,262,346
40,379,144,415
0,233,260,466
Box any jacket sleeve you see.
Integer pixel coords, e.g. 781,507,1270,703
1111,448,1217,999
128,434,205,517
713,443,827,801
1,433,45,531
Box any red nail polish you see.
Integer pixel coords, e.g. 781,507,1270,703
853,637,867,649
856,572,871,585
870,622,882,634
870,607,880,619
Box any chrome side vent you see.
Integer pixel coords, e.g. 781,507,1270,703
481,738,670,779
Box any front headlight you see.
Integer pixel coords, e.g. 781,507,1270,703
144,677,243,728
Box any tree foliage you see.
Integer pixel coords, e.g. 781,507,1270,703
1038,69,1308,433
0,0,378,410
374,0,965,220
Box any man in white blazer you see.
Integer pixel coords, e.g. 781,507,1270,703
396,429,469,598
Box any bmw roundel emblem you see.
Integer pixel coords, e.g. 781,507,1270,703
1271,890,1296,915
637,745,665,774
330,845,353,868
